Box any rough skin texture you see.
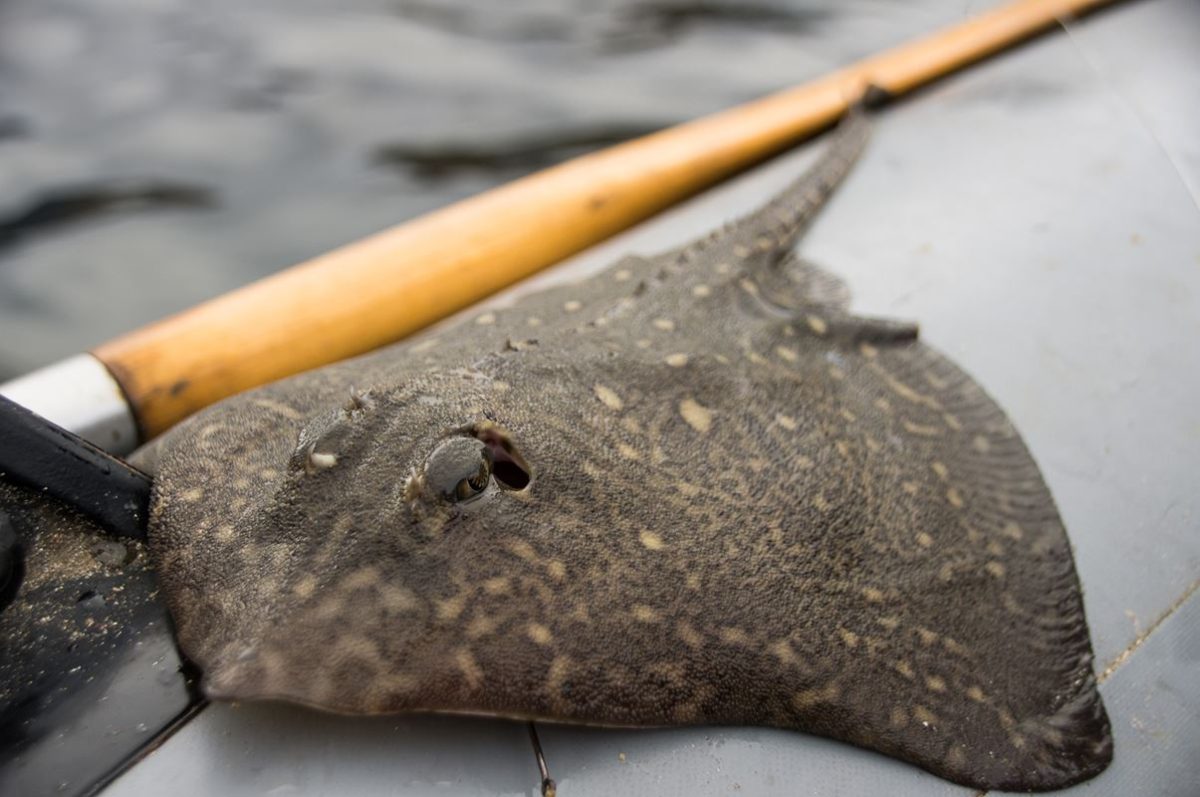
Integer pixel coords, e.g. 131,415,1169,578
141,113,1112,791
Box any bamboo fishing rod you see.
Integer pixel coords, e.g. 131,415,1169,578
0,0,1122,453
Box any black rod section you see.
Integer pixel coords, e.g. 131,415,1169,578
0,393,150,539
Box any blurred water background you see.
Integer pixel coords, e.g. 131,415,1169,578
2,1,1003,379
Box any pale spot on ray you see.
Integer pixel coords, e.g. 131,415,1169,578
942,636,969,656
946,488,965,508
718,627,751,646
775,345,799,362
916,627,938,645
436,593,468,621
677,622,703,648
915,532,934,548
926,675,947,693
985,561,1006,578
754,235,773,251
739,278,760,296
617,443,640,460
676,481,701,498
1003,521,1024,540
859,342,879,358
839,408,857,423
639,530,665,550
527,623,553,645
775,414,798,431
942,412,963,431
293,574,317,599
474,312,496,325
890,706,909,728
692,284,712,297
913,705,938,726
715,262,732,275
621,416,642,434
986,540,1005,556
563,300,583,312
805,315,828,335
793,682,840,709
828,365,845,380
769,639,799,665
838,628,859,648
636,339,652,349
665,353,689,367
966,686,987,702
685,572,702,590
870,362,943,409
181,487,205,503
653,318,676,331
614,268,633,281
377,585,419,615
679,398,713,433
862,587,885,603
506,539,539,562
835,440,851,458
924,371,950,390
632,604,660,623
972,434,991,453
526,316,543,327
877,616,900,631
547,655,571,697
748,351,768,365
593,384,624,411
931,461,949,480
874,397,893,414
455,648,484,690
467,615,497,638
341,567,380,591
894,660,915,679
733,244,751,259
903,419,941,437
715,354,730,364
812,493,832,512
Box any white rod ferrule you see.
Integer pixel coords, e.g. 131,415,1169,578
0,353,139,454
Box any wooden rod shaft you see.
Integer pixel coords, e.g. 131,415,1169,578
94,0,1118,439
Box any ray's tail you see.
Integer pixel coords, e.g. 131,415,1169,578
738,102,872,257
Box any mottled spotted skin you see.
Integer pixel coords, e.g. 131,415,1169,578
140,113,1111,791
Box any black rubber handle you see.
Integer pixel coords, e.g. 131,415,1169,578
0,394,150,539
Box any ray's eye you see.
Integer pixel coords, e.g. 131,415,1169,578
456,459,491,502
425,437,493,503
